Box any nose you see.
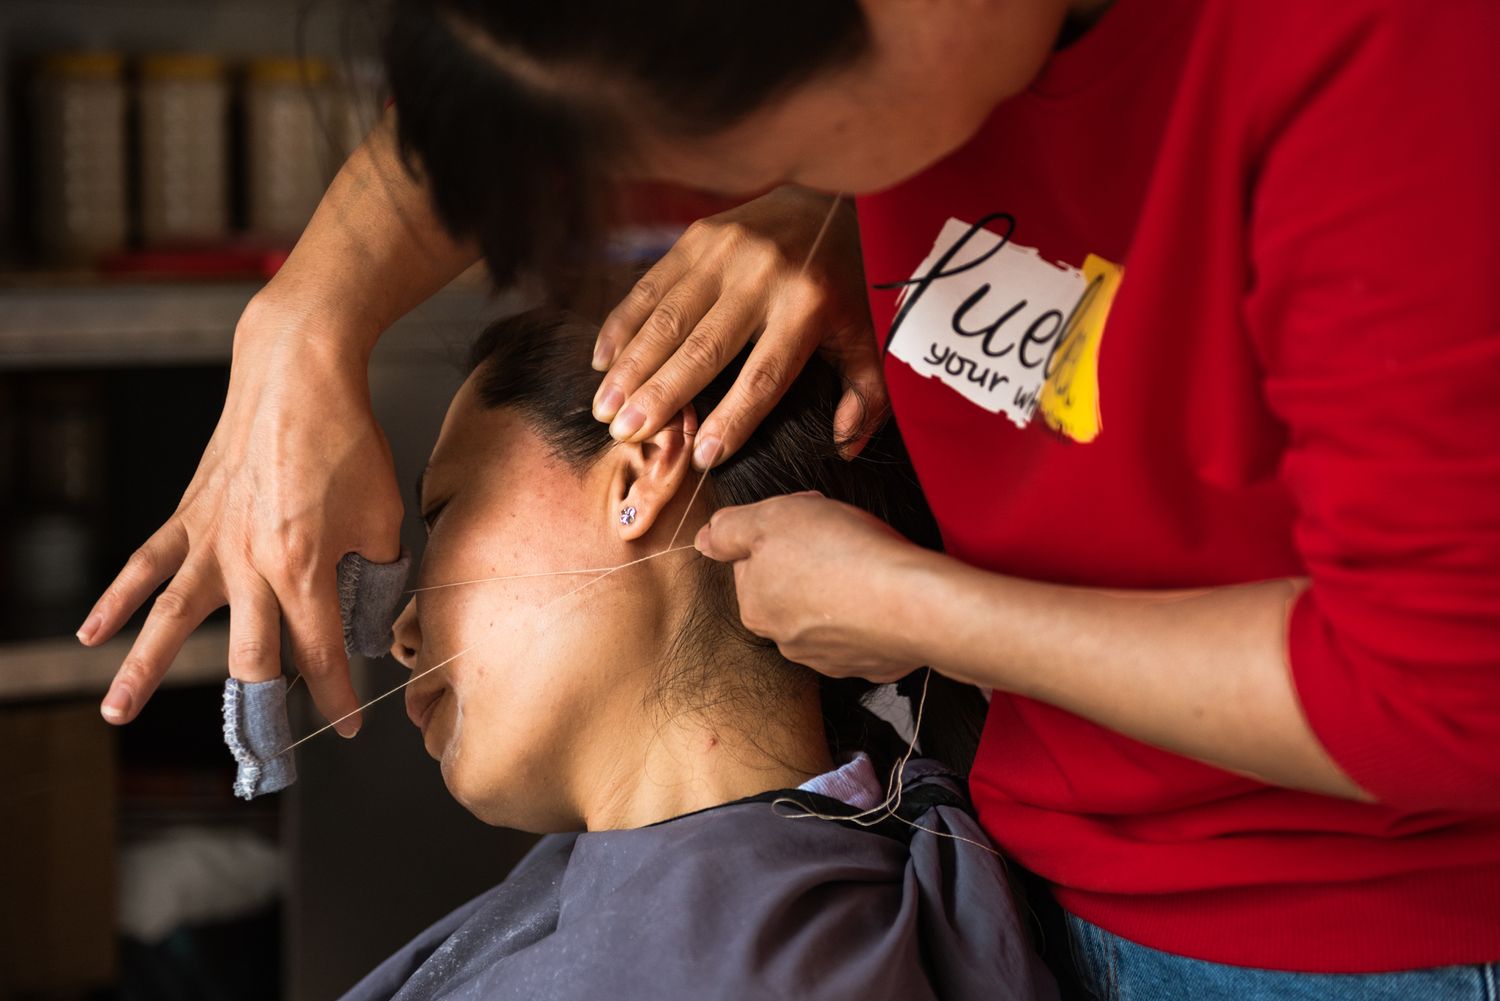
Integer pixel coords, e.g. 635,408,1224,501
390,598,421,671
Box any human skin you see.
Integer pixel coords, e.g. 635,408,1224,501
390,376,830,831
592,0,1094,461
90,0,1350,804
80,114,478,733
694,496,1368,801
426,0,1369,807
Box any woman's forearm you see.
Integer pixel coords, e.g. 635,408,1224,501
695,494,1371,801
247,108,481,361
909,552,1371,800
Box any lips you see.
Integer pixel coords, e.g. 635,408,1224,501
405,686,445,732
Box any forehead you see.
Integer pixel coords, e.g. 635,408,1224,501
431,370,487,455
422,373,510,491
420,370,579,505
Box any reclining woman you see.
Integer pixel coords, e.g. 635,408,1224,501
340,308,1056,1001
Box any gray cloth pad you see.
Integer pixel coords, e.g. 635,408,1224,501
223,676,295,800
338,551,414,658
221,551,411,800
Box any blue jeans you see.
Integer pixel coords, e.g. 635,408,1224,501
1065,913,1500,1001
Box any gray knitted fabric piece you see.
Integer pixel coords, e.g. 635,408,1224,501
223,677,295,800
223,551,411,799
338,551,413,658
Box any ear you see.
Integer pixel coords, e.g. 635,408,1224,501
610,403,699,543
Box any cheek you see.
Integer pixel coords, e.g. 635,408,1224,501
412,537,552,656
430,605,599,809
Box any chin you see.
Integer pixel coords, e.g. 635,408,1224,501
440,752,577,833
439,748,494,820
444,770,533,830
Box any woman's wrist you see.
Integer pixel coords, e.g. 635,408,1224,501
891,548,1038,692
875,543,983,681
237,277,385,371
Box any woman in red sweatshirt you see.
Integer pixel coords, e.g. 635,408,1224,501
88,1,1500,996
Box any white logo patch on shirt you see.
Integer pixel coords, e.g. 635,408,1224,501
884,215,1123,443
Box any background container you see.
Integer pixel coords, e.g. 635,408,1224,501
33,52,129,264
138,54,231,246
244,57,337,241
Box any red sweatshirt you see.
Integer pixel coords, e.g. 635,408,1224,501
856,0,1500,973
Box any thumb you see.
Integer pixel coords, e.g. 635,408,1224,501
831,345,890,460
694,505,758,562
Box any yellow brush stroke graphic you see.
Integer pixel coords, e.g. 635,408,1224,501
1038,253,1124,444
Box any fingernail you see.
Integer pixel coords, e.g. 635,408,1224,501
594,386,624,422
336,718,361,739
76,612,102,644
610,405,645,441
693,435,722,470
101,685,131,721
591,340,612,371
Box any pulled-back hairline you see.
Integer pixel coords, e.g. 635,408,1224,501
466,311,813,685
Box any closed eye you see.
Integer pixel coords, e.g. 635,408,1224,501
421,499,449,532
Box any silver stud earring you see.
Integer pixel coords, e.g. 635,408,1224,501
619,506,637,527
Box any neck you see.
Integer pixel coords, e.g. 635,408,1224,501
576,671,833,831
568,513,832,830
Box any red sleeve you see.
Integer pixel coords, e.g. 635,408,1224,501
1244,1,1500,810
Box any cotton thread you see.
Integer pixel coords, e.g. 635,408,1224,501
272,544,701,758
272,192,997,856
801,192,843,275
405,545,699,595
276,640,478,756
282,448,715,757
771,668,1004,858
760,194,999,857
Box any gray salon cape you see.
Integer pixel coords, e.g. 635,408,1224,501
338,760,1057,1001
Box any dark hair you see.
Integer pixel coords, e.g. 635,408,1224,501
383,0,867,288
466,308,987,777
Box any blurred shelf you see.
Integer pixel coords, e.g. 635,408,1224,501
0,281,255,367
0,276,519,369
0,622,229,703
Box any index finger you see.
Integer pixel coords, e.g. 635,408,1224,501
593,249,693,374
101,556,221,723
81,522,188,646
692,322,819,470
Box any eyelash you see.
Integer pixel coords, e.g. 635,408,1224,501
421,500,449,531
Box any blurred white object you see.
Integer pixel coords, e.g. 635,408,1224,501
138,54,230,246
33,52,128,263
118,826,282,944
245,58,337,241
865,683,917,745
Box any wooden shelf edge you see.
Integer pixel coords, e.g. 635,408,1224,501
0,282,520,370
0,623,229,704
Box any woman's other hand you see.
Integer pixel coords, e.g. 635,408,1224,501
694,492,924,683
78,111,477,733
591,186,884,468
80,294,403,735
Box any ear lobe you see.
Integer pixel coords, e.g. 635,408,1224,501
613,404,699,542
